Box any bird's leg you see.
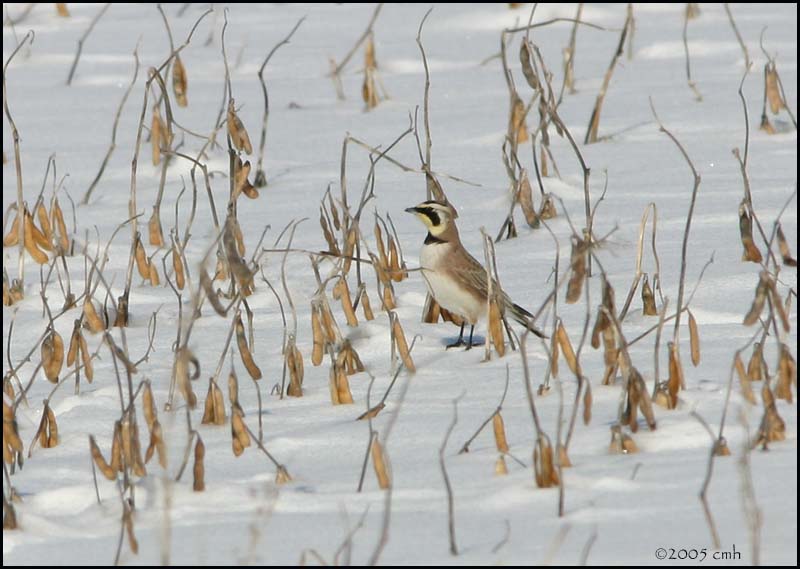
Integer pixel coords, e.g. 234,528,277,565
446,323,466,349
465,324,476,350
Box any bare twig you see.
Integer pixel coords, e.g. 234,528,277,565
255,16,305,186
441,392,465,556
83,46,141,204
66,3,111,86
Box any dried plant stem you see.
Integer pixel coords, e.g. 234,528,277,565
505,17,607,34
83,47,140,204
649,99,701,347
66,3,111,86
584,12,630,144
255,16,305,185
724,4,751,69
458,366,510,454
329,3,383,100
691,410,722,549
4,30,34,291
441,393,464,556
682,3,702,101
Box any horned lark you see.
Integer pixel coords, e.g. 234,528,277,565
405,200,545,348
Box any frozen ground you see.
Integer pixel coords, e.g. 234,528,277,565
2,3,797,566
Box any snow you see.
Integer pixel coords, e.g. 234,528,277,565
3,3,797,566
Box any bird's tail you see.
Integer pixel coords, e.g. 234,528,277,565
509,302,547,339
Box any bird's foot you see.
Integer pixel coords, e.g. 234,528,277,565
446,339,466,349
464,339,485,351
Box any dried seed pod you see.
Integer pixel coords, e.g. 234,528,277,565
148,259,160,286
134,234,150,279
489,299,506,357
67,322,80,367
176,347,198,409
743,272,769,326
533,436,559,488
392,315,415,373
236,313,262,380
110,421,123,473
32,402,58,452
382,284,396,310
172,54,188,107
56,3,70,17
765,63,785,115
360,287,375,321
148,208,164,247
235,158,259,200
123,506,138,554
362,67,379,110
738,202,762,263
3,500,18,530
747,342,765,381
388,237,403,282
492,412,509,453
667,342,683,408
775,344,796,403
23,211,49,264
556,321,578,375
319,208,340,255
509,94,529,144
36,201,53,244
227,99,253,154
641,274,657,316
371,436,390,489
83,298,105,333
342,227,357,275
144,420,167,468
776,225,797,267
151,107,164,166
3,211,20,246
688,310,700,367
319,301,338,344
735,353,756,405
80,332,93,382
373,222,390,277
495,454,509,476
142,381,157,431
286,340,304,397
357,402,386,421
193,436,205,492
334,278,358,327
633,368,656,430
311,306,324,367
756,383,786,445
275,466,292,485
582,382,592,425
172,246,185,290
202,380,226,425
519,40,539,90
42,330,65,383
566,237,587,303
52,198,69,251
517,169,539,228
90,435,116,480
28,208,52,251
332,366,354,405
228,369,243,416
231,408,251,456
767,278,791,333
327,193,341,231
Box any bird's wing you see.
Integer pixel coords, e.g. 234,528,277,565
446,246,523,309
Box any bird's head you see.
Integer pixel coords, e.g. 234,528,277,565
404,200,458,237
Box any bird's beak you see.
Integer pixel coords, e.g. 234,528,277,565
404,206,419,214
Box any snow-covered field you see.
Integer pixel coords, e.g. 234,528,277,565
3,3,797,566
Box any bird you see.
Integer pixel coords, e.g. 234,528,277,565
405,200,546,349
